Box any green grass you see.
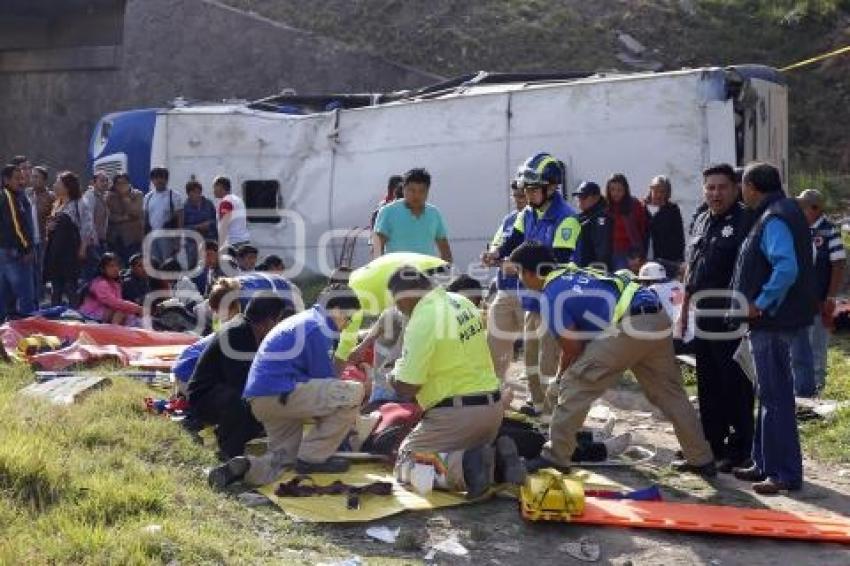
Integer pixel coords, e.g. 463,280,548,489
0,363,353,565
0,329,848,561
800,333,850,461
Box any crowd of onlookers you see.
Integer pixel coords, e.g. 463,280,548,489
0,156,288,329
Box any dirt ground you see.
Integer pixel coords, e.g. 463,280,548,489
293,363,850,565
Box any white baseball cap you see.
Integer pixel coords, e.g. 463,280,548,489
637,262,667,282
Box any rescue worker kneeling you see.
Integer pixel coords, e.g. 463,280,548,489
188,292,294,460
509,242,716,476
209,284,365,489
387,266,525,498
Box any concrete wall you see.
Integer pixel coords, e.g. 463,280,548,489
0,0,439,178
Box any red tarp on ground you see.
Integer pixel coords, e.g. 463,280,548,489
0,317,196,371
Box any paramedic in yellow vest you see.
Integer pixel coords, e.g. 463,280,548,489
509,242,715,477
388,266,525,498
482,152,580,412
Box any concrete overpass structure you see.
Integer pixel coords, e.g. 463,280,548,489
0,0,438,179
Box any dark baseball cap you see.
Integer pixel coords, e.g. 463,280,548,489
572,181,601,198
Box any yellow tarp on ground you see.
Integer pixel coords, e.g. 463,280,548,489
257,462,625,523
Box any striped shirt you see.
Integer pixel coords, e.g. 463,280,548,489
811,215,846,300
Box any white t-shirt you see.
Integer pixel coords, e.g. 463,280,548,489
649,280,694,343
143,188,185,230
217,193,251,245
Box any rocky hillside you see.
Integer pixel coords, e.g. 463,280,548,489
225,0,850,177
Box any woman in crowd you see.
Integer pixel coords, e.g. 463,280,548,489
605,173,648,270
44,171,87,306
645,175,685,272
106,173,144,263
79,253,144,326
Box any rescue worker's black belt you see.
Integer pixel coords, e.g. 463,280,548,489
629,304,661,316
432,390,501,409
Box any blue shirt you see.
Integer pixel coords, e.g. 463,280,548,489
172,334,215,383
541,271,659,336
754,217,799,315
233,273,300,310
243,305,338,398
183,197,218,240
493,211,520,291
373,200,448,256
498,192,581,312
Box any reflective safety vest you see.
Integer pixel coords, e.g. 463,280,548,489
542,265,641,324
513,192,581,311
513,192,580,252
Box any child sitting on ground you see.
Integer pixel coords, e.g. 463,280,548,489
79,253,144,326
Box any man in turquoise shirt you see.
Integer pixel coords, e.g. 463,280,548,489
372,168,452,262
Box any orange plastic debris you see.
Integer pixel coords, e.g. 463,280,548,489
573,498,850,544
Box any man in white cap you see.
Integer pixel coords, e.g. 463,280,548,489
637,262,694,349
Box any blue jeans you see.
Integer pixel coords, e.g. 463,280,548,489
791,323,816,397
0,248,37,321
749,329,804,487
791,315,829,396
32,241,46,305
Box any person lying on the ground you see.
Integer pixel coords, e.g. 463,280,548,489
509,242,716,477
79,253,144,326
387,265,524,498
188,292,294,460
208,283,365,489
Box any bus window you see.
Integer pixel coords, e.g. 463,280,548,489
243,180,281,223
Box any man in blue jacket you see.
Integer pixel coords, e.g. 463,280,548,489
482,153,581,411
731,162,816,495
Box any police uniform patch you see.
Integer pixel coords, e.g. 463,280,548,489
561,228,573,240
721,225,734,238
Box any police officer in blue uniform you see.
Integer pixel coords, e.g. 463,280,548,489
509,242,715,474
482,153,581,411
683,163,755,473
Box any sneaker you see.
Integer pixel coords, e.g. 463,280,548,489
208,456,250,490
752,477,802,495
463,444,494,499
602,433,632,458
494,436,526,485
295,457,350,474
525,456,570,474
732,465,767,482
671,459,717,478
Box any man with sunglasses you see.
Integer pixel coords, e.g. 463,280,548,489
482,152,581,413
